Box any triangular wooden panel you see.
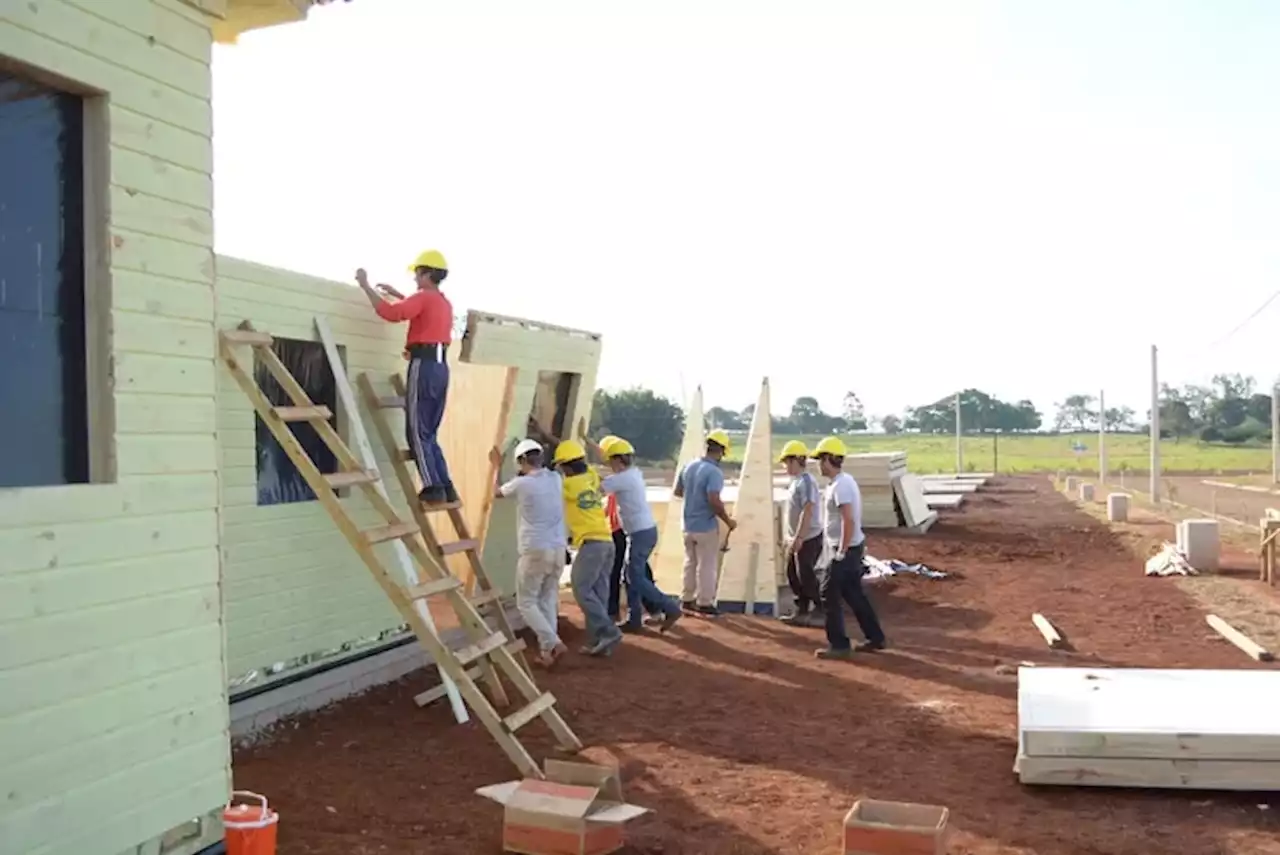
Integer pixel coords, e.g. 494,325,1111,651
652,385,706,594
716,378,777,616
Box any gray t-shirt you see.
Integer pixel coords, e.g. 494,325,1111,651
822,471,865,553
499,468,566,553
676,457,725,534
786,472,823,542
601,466,656,535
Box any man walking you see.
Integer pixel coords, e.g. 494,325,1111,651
674,429,736,616
491,439,569,668
777,440,824,627
552,440,622,656
356,249,456,506
809,437,887,659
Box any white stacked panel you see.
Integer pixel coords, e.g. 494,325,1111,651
1017,667,1280,790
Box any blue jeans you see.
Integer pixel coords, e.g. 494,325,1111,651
406,356,452,489
625,526,678,624
821,544,886,650
571,539,618,642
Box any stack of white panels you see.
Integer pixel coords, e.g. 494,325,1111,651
1017,667,1280,790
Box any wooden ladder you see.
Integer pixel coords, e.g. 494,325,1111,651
356,370,531,702
218,322,582,778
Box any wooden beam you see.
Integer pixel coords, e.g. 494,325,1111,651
1031,613,1067,650
1206,614,1274,662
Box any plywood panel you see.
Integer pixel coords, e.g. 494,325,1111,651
653,387,706,594
1016,755,1280,790
715,378,776,615
1019,667,1280,761
434,362,517,577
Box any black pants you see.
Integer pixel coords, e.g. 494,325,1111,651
820,543,886,650
786,534,824,612
608,529,662,619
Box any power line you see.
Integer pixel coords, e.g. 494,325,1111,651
1202,286,1280,350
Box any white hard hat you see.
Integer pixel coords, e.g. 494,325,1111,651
514,438,543,460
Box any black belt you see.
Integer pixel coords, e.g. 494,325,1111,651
405,343,448,361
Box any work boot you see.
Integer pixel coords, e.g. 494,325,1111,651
617,620,646,634
681,600,697,612
418,485,449,505
815,647,854,660
779,605,810,624
658,610,682,634
695,604,720,618
443,482,460,504
854,639,888,653
797,611,826,628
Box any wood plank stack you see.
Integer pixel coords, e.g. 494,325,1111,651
841,453,907,528
1016,667,1280,790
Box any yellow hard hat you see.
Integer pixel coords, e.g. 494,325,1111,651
778,440,809,462
598,435,620,456
706,429,731,451
407,249,448,272
810,436,848,458
552,439,586,465
606,438,635,457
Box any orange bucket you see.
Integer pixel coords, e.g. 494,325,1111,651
223,791,279,855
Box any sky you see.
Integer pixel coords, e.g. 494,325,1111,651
211,0,1280,425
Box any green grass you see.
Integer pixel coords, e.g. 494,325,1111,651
717,432,1274,474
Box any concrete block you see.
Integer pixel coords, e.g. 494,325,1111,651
1065,476,1078,493
1079,483,1095,502
1107,493,1129,522
1177,519,1220,573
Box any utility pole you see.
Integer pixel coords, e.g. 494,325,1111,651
1272,382,1279,485
955,391,963,473
1150,345,1161,504
1098,389,1106,484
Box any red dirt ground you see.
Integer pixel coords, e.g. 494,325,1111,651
233,477,1280,854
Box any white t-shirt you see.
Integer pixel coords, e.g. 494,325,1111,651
499,468,566,553
822,471,865,554
601,466,656,535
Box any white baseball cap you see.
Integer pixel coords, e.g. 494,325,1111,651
513,438,543,460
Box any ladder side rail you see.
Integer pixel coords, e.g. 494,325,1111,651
313,317,468,724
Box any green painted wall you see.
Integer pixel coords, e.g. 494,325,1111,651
0,3,230,854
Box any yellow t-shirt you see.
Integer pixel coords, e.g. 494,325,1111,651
561,469,612,548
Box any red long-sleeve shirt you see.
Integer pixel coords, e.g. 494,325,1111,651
374,289,453,347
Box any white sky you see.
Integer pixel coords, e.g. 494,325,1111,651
211,0,1280,422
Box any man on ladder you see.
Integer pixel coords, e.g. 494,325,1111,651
356,250,457,506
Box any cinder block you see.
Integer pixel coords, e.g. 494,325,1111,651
1064,476,1078,493
1107,493,1129,522
1177,519,1220,573
843,799,949,855
1079,483,1095,502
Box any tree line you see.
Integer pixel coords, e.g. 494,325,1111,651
589,373,1275,461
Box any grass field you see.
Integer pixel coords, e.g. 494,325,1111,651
716,432,1274,474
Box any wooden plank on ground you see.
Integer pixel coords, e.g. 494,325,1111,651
1206,614,1274,662
1031,613,1067,649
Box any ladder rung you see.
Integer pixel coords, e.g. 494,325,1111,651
470,587,501,608
506,638,527,655
396,448,414,462
273,405,332,422
363,521,420,544
407,576,463,599
454,631,508,666
503,693,557,733
222,329,273,346
376,396,406,409
324,469,380,489
422,501,463,514
438,538,479,556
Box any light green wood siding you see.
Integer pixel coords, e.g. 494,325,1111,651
463,313,603,589
215,257,418,680
0,3,228,855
